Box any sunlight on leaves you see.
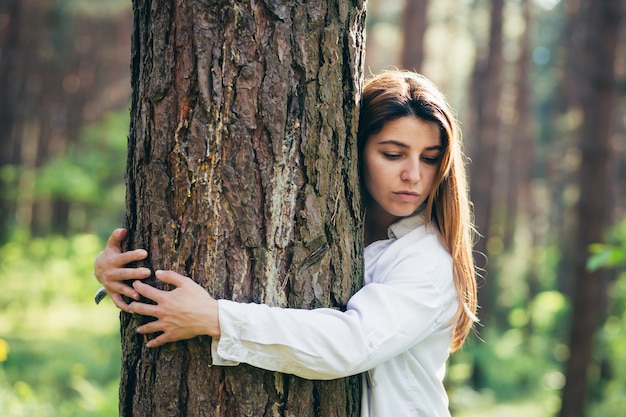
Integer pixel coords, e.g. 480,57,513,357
0,338,8,362
530,291,568,330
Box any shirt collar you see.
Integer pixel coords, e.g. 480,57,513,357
387,211,426,239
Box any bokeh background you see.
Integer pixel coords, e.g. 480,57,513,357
0,0,624,416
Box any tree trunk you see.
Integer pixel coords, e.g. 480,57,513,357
558,1,622,416
553,0,584,298
401,0,429,73
121,1,366,416
505,0,534,250
0,0,28,242
468,0,504,325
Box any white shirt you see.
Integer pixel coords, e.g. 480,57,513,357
211,214,458,417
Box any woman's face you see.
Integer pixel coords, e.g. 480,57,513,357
363,116,442,228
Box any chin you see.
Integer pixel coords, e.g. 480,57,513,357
389,208,420,218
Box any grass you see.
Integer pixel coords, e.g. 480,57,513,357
1,290,122,417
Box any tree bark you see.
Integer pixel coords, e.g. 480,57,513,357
121,1,366,416
559,1,622,416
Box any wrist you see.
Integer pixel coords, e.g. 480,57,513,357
205,298,221,338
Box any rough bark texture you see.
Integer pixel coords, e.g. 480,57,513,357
559,0,622,416
121,1,366,416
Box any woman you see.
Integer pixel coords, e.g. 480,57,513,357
94,70,478,417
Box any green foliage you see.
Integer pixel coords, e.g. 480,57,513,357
0,233,121,417
55,0,130,16
587,271,626,417
448,235,573,415
35,109,127,237
587,218,626,272
0,109,127,415
36,110,127,203
1,109,128,239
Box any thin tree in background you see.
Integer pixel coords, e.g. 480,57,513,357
553,0,585,297
0,0,22,242
559,0,622,416
502,0,534,252
401,0,429,73
505,0,542,340
120,1,366,415
468,0,505,324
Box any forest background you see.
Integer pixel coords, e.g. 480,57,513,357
0,0,624,416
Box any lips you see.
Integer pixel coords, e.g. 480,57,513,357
393,191,421,201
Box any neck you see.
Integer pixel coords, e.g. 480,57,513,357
364,203,398,246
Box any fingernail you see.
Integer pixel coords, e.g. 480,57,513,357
141,268,151,277
155,270,164,277
133,292,140,300
138,249,148,257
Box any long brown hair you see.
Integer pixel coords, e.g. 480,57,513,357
358,70,478,351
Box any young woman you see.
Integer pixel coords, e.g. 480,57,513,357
94,70,478,417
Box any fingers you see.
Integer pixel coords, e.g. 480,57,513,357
94,229,149,286
154,270,188,287
111,293,132,312
132,280,165,304
116,248,149,265
106,228,127,249
101,265,152,283
130,301,177,348
145,334,170,349
129,299,161,320
110,281,141,301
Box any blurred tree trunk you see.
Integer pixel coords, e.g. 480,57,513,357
553,0,585,297
0,1,132,239
0,0,31,242
502,0,534,251
509,0,542,357
401,0,429,73
120,1,365,416
559,1,622,416
468,0,504,325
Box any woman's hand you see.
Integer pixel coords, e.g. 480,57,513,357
93,228,152,311
129,270,221,348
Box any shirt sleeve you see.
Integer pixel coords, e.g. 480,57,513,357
211,248,454,380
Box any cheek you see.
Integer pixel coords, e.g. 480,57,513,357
363,161,376,195
363,155,383,195
424,164,439,183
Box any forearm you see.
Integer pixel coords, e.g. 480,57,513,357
212,300,375,380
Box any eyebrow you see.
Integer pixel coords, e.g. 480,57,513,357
376,140,443,151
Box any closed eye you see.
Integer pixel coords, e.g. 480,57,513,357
422,155,441,165
383,152,403,160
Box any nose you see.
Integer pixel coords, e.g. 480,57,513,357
401,158,421,183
